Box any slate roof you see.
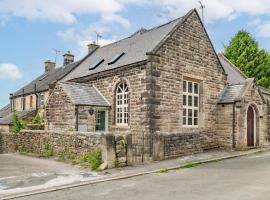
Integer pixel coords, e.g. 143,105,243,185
13,61,80,97
218,54,246,84
0,104,11,118
63,17,184,81
0,109,36,125
60,82,110,107
218,84,244,104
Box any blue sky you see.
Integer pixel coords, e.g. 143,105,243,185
1,0,270,108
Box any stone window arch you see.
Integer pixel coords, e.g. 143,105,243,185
115,82,129,126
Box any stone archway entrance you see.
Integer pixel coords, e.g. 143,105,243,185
247,106,256,147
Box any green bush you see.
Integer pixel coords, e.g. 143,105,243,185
32,112,44,125
40,143,54,157
113,159,120,168
18,145,32,154
11,110,25,134
80,149,102,170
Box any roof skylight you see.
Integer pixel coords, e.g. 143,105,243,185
108,52,125,65
89,59,105,70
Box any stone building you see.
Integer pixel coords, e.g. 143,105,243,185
43,9,269,161
0,51,82,131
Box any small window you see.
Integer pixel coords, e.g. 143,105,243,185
30,96,33,108
39,94,45,107
182,80,199,127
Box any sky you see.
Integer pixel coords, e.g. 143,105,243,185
1,0,270,108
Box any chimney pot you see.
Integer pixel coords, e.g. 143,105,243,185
63,51,75,66
45,60,56,72
87,42,100,54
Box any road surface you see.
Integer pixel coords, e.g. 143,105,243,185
13,151,270,200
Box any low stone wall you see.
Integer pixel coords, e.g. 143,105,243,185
0,130,101,156
153,131,219,160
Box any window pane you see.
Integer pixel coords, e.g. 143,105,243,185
188,82,192,93
194,83,198,94
183,95,186,106
183,109,186,117
183,81,187,92
188,96,192,106
194,96,198,107
194,110,198,118
188,109,192,117
188,118,192,125
183,117,186,125
194,118,198,126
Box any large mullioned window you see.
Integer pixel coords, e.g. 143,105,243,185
116,82,129,126
182,80,199,127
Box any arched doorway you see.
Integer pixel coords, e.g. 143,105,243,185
247,106,256,147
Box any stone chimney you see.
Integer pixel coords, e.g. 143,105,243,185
87,42,100,54
45,60,56,72
63,51,75,66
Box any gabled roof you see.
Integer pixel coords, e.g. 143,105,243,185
0,104,11,118
218,54,246,84
63,16,184,81
0,109,36,125
218,78,266,104
59,82,110,107
13,61,80,97
218,84,245,104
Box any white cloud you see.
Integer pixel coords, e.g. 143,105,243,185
0,64,23,80
58,24,117,57
2,0,270,26
0,0,126,25
257,22,270,38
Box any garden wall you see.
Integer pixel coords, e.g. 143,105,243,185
0,130,101,156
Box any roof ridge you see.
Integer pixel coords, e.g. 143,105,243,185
98,16,183,50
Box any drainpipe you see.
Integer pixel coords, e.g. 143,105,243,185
232,102,236,148
22,88,25,111
75,105,79,131
34,84,39,113
9,93,13,111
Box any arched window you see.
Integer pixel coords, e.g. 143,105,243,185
116,82,129,125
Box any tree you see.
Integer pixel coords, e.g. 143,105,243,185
224,30,270,88
11,110,25,134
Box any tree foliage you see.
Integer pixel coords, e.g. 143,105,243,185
224,30,270,88
11,110,25,134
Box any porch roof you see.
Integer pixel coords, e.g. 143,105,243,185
59,82,110,107
218,84,244,104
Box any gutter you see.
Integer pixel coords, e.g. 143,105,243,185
34,84,39,112
75,105,79,131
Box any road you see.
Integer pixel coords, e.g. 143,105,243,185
12,151,270,200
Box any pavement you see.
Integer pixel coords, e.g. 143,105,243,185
10,150,270,200
0,147,269,199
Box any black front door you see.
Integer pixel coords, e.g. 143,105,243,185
95,111,106,131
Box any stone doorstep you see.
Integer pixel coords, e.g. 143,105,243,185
2,147,269,200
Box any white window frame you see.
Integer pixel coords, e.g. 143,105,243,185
39,94,45,107
182,80,199,127
116,82,129,126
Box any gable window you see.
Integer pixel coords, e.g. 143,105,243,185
182,80,199,127
116,82,129,126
